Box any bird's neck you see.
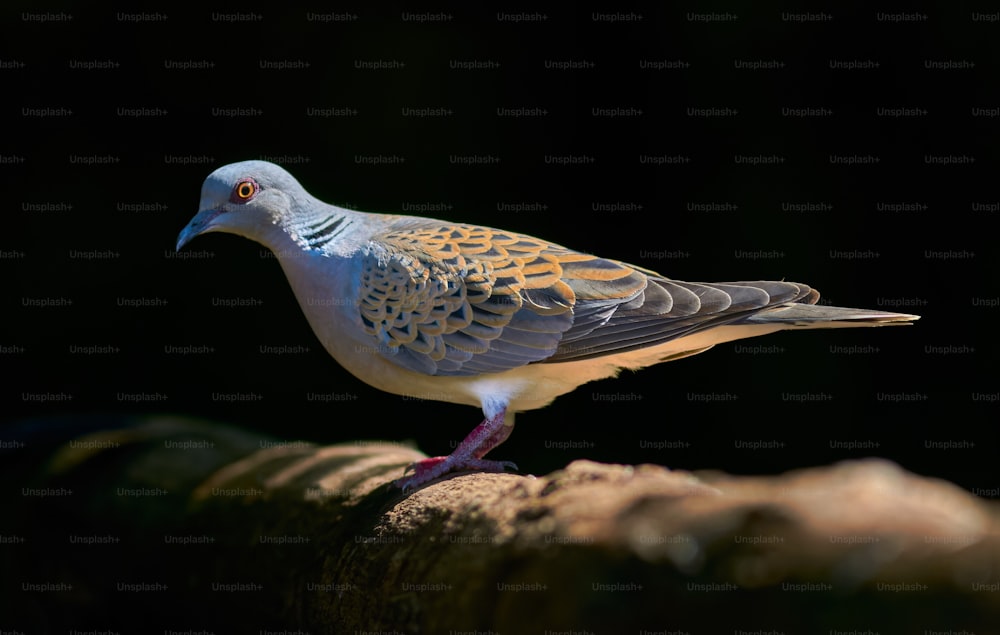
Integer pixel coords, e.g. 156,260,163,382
268,200,370,257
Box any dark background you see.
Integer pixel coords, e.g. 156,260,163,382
3,5,996,493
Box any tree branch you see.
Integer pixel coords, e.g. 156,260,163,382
4,415,999,632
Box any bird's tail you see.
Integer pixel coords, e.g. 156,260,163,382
741,302,920,328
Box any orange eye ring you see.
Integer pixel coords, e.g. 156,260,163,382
231,178,258,203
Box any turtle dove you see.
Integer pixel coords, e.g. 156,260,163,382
177,161,919,490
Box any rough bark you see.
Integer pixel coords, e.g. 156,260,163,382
4,415,999,632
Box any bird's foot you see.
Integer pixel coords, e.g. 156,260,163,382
395,407,517,491
395,455,518,491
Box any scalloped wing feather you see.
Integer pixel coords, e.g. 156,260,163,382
357,220,821,376
358,222,646,376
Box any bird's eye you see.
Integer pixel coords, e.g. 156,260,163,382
231,178,258,203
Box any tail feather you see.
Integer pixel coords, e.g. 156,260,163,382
743,303,920,327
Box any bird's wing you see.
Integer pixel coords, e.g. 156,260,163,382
357,221,646,376
357,220,817,375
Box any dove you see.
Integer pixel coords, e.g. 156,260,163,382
177,161,919,490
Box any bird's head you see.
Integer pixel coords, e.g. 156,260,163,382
176,160,308,250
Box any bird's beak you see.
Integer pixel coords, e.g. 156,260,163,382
176,208,223,250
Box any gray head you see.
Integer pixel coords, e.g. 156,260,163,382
176,160,312,250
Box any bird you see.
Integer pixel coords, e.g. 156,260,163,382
177,160,919,491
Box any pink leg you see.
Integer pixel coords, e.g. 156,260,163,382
395,408,517,491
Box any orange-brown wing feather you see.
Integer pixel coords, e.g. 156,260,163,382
357,219,819,375
357,221,647,376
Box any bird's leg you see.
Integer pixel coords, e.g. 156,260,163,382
395,408,518,491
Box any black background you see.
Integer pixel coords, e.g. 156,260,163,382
3,5,996,503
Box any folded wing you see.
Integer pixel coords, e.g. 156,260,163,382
357,220,822,375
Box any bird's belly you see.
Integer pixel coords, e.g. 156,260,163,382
303,323,784,414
